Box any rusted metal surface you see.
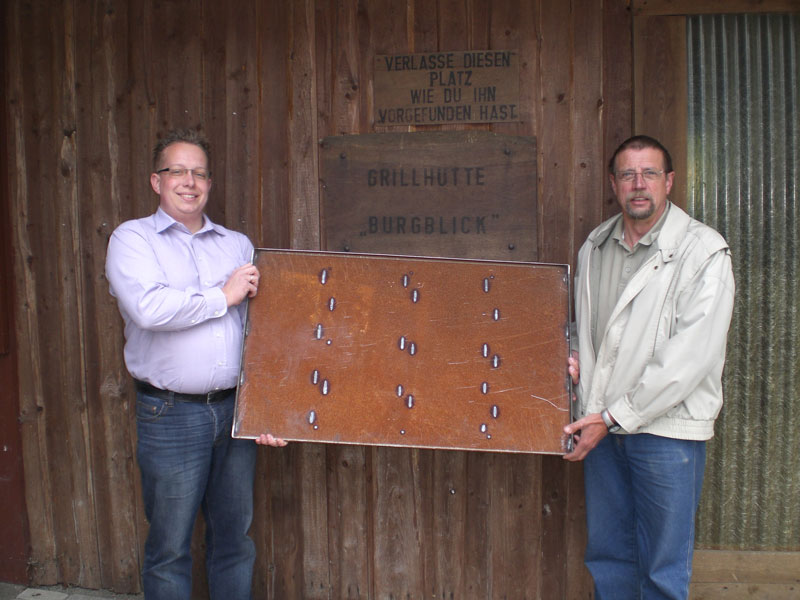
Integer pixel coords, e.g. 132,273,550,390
234,249,571,454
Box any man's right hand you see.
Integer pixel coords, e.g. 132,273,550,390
568,351,579,385
562,412,607,462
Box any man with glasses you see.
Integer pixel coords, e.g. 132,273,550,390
563,135,735,599
106,129,285,600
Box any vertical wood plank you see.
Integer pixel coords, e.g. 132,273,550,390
564,462,590,600
602,0,634,223
13,0,103,587
74,0,142,592
463,452,491,596
204,1,261,239
371,446,427,596
251,3,295,598
430,450,467,599
327,0,363,135
312,3,362,598
316,6,372,591
288,0,321,249
369,0,414,134
633,15,688,208
538,0,573,265
127,0,160,221
488,0,539,138
324,444,370,599
299,444,332,599
256,0,291,249
537,3,577,599
284,3,331,597
260,444,304,599
144,0,205,132
0,0,31,584
411,0,438,53
571,0,605,267
435,0,479,134
54,0,103,585
486,453,544,599
117,0,152,584
361,2,430,597
6,0,60,584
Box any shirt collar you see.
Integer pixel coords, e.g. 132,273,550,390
606,202,671,250
154,207,226,236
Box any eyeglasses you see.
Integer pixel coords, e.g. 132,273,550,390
156,166,210,181
615,169,664,182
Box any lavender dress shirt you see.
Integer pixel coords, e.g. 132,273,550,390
106,208,254,394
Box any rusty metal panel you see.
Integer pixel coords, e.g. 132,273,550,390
234,250,571,454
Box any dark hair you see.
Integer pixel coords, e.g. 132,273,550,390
608,135,673,175
152,129,211,171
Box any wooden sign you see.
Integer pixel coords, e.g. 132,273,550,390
374,50,520,125
320,131,537,261
233,250,572,455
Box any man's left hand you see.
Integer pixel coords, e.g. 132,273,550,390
222,264,260,307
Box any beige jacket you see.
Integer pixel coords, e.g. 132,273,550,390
574,203,735,440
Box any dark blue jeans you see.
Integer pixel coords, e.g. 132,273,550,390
584,434,706,600
136,390,257,600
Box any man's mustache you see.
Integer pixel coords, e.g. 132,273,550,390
625,192,654,202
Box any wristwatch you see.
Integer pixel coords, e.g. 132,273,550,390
601,408,621,433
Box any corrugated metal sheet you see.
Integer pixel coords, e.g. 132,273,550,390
687,13,799,550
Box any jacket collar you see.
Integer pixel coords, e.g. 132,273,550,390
588,202,691,264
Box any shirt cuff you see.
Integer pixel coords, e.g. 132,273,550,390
203,287,228,319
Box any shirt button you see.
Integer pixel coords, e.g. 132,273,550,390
214,311,220,316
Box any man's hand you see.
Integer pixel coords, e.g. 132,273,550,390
255,433,288,447
568,350,579,385
563,412,607,461
222,264,260,307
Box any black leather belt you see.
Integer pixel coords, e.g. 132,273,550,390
134,379,235,404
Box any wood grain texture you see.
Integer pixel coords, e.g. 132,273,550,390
633,0,800,15
74,0,142,591
7,0,60,584
690,551,800,600
257,0,292,249
633,15,688,208
18,0,786,597
0,0,29,580
537,0,573,266
602,0,634,223
692,550,800,584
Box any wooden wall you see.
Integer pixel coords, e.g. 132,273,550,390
3,0,634,597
